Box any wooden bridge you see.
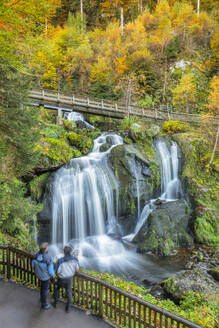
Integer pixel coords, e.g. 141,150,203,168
29,89,219,125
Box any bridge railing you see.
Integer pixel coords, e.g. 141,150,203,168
0,245,201,328
29,89,219,126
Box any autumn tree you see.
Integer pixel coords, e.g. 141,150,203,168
173,74,197,114
101,0,139,33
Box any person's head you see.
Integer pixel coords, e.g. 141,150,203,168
40,242,49,254
64,246,72,256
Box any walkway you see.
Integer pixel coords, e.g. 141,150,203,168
29,89,219,125
0,279,111,328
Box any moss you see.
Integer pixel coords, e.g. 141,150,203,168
194,212,219,246
68,131,93,155
29,173,50,201
173,131,219,246
62,119,76,131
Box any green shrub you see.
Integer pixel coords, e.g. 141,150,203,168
29,173,50,201
194,211,219,246
162,120,187,134
62,119,76,131
120,116,140,131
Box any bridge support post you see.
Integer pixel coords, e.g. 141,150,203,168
57,108,62,125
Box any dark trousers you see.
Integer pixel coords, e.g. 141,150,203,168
40,279,49,308
54,277,73,309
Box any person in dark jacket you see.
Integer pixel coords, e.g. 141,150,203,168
32,242,55,310
53,246,79,312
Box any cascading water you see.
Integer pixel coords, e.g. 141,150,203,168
48,116,184,281
51,133,122,245
124,137,183,242
65,111,94,129
155,138,183,201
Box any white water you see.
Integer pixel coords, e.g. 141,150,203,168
66,111,94,129
49,123,183,278
124,138,183,242
155,139,182,201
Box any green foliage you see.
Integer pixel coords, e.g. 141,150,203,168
84,270,218,328
137,94,154,107
165,37,181,60
194,212,219,246
68,130,96,155
42,137,81,162
120,117,140,131
29,173,50,201
62,119,77,131
90,81,123,100
162,120,187,134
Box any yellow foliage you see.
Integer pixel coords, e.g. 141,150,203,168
207,76,219,115
154,0,171,18
114,56,128,75
90,58,112,83
173,74,197,113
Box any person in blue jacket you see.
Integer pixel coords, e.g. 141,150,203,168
53,245,79,312
32,242,55,310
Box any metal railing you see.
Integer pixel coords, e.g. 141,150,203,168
0,245,201,328
29,89,219,126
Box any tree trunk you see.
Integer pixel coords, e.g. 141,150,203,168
139,0,143,14
80,0,83,19
209,126,219,166
120,7,124,35
197,0,200,16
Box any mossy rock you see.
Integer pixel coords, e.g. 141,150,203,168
62,119,76,131
208,268,219,281
29,173,50,201
161,269,219,303
136,200,193,256
194,211,219,247
109,144,160,234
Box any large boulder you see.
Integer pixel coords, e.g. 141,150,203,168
161,268,219,303
135,200,193,256
109,144,160,234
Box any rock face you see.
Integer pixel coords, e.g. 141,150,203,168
161,268,219,303
109,144,160,234
135,200,193,256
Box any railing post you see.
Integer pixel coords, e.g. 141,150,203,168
101,100,104,109
99,283,103,318
6,247,11,280
72,95,75,103
87,98,90,106
42,89,44,98
115,103,118,111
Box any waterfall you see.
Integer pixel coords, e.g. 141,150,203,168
48,124,183,276
52,133,123,245
124,138,183,242
155,138,182,201
65,111,94,129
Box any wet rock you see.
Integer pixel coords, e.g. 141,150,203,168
99,142,111,152
208,268,219,281
154,199,163,205
160,268,219,303
128,123,142,142
109,144,160,234
142,167,151,176
146,125,160,137
135,200,193,256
